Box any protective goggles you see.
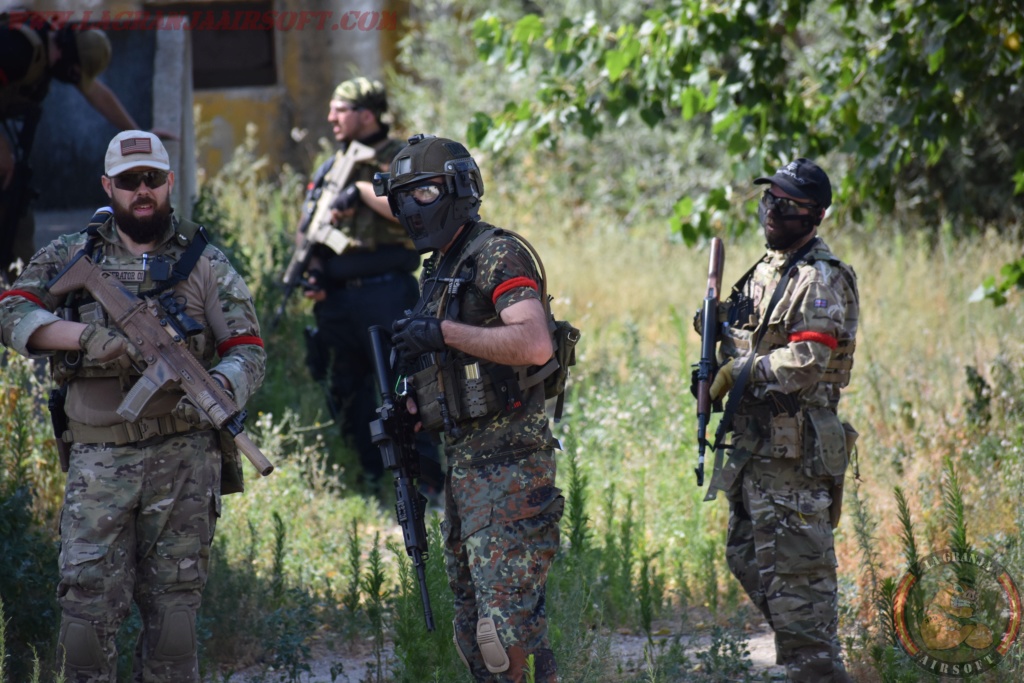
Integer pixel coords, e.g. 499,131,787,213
398,183,445,206
111,170,169,191
760,189,815,215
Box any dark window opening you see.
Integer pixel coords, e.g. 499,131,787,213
147,1,276,89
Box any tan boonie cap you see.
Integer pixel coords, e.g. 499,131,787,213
105,131,170,176
76,29,112,90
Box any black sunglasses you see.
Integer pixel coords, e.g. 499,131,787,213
761,189,815,215
111,170,169,192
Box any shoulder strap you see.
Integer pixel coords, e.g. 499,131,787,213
138,219,210,298
712,237,819,451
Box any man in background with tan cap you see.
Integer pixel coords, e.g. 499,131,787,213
295,76,442,494
0,130,265,682
1,13,158,284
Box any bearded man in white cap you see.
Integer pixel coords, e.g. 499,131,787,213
0,130,265,682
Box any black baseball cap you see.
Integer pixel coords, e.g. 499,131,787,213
754,158,832,209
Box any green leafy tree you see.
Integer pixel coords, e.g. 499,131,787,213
468,0,1023,244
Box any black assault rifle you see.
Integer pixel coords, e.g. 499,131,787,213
269,140,376,329
368,325,435,631
694,237,725,486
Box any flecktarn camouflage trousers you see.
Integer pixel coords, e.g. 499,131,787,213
443,449,564,682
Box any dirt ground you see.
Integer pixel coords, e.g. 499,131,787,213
212,626,785,682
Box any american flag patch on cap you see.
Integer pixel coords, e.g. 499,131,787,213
813,298,828,308
120,137,153,155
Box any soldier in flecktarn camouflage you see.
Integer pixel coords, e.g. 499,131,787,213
699,159,859,682
0,131,265,682
375,134,564,682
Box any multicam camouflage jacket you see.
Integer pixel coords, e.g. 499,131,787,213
718,236,859,457
0,215,265,426
413,220,559,468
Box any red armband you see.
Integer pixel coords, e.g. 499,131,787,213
218,335,265,355
0,289,44,308
491,276,538,305
788,331,838,350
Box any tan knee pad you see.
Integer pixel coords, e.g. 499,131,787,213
153,606,196,661
476,617,510,673
453,623,471,671
57,616,104,670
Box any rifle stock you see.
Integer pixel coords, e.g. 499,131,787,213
47,254,274,477
368,325,435,631
694,237,725,486
270,141,377,330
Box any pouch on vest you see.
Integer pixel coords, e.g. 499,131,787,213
803,407,848,478
545,318,580,401
770,413,803,459
409,358,515,433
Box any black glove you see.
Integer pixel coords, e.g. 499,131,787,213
392,317,446,362
330,184,360,212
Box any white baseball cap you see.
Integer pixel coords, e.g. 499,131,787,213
105,131,170,176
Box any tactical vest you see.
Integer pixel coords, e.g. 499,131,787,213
52,215,211,387
406,225,577,434
717,243,857,463
719,246,857,391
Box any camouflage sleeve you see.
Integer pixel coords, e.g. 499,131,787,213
204,247,266,407
0,238,76,356
474,232,543,315
752,261,849,393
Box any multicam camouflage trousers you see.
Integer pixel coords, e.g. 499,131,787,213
443,449,565,683
724,451,852,683
56,430,221,683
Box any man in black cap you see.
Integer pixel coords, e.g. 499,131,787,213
698,158,860,681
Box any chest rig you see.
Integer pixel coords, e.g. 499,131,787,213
51,211,210,386
405,225,561,438
719,242,856,392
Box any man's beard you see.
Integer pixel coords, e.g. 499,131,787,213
759,206,816,251
113,194,172,244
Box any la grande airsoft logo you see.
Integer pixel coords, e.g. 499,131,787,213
894,550,1021,678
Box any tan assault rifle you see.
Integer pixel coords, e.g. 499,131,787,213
270,140,376,329
48,253,274,476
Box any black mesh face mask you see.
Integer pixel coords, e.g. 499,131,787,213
758,190,819,250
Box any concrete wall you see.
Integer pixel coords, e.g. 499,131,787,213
13,0,402,178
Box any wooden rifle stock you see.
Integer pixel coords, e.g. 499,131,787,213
695,237,725,486
48,254,274,476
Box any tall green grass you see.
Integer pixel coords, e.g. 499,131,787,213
5,118,1024,681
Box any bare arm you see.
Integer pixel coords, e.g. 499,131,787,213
440,297,552,367
26,320,87,352
79,79,138,131
355,180,398,222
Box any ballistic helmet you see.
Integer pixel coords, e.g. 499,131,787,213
374,134,484,253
